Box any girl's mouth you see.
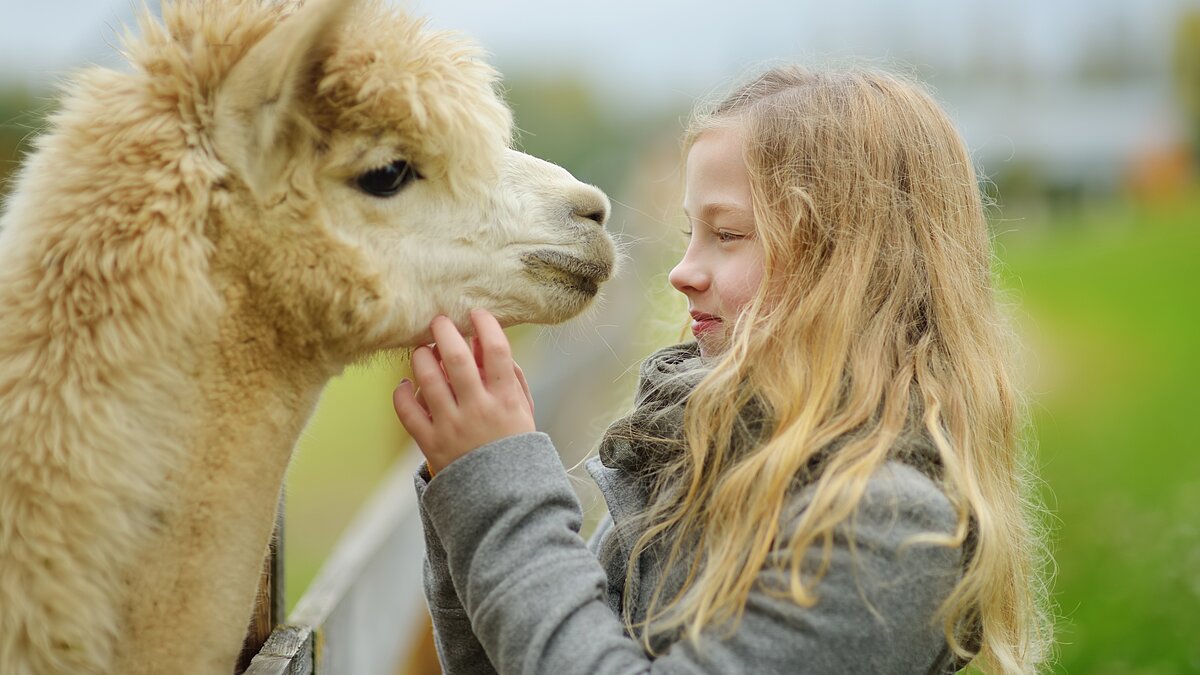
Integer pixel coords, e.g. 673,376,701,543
689,312,721,337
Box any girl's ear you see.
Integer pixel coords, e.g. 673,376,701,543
213,0,357,199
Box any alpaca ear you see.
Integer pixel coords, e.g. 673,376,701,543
214,0,356,199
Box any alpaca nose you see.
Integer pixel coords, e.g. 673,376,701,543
570,185,610,228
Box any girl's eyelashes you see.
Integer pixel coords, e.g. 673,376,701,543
679,225,751,242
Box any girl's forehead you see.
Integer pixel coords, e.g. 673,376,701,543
684,128,753,216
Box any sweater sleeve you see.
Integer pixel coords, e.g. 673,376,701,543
421,432,963,675
415,464,499,675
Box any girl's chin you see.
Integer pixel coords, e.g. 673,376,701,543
691,320,727,358
695,334,726,359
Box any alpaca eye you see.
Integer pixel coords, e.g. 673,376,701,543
355,160,421,197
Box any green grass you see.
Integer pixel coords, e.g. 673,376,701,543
997,198,1200,673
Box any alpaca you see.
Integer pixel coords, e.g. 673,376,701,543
0,0,616,673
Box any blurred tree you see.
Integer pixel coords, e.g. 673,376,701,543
1075,15,1157,84
1174,9,1200,165
501,75,647,195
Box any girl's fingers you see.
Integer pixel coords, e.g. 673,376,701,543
392,379,432,444
514,362,534,415
472,336,485,369
413,382,429,414
470,309,515,388
411,345,456,414
431,316,485,401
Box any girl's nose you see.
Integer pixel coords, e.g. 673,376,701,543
669,248,710,296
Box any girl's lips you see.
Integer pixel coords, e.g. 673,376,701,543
690,314,721,336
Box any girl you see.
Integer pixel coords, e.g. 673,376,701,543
394,66,1052,674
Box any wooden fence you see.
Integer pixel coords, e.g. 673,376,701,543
237,451,435,675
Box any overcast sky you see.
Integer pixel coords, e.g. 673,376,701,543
413,0,1191,99
2,0,1194,95
2,0,1195,173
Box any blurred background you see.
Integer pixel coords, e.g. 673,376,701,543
2,0,1198,672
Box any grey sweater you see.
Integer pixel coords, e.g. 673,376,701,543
415,432,965,674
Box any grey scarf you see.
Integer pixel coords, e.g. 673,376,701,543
597,342,708,483
596,342,835,493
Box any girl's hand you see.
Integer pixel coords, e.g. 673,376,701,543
393,309,535,475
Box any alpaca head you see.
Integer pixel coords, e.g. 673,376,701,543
196,0,615,359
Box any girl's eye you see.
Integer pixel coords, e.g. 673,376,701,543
716,230,744,242
355,159,422,197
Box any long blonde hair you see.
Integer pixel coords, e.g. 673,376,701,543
628,66,1052,673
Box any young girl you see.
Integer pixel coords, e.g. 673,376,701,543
394,66,1052,674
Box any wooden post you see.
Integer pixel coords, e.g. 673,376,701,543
237,496,286,674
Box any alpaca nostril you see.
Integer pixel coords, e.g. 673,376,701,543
571,190,610,228
579,209,606,225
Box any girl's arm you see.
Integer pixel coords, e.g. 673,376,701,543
414,464,498,675
396,310,535,674
420,433,962,674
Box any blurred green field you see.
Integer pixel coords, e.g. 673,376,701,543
996,197,1200,673
282,354,411,613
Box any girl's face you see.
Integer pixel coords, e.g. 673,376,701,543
671,127,764,358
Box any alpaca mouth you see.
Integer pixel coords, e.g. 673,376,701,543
521,249,612,296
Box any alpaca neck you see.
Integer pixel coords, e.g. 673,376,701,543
111,282,339,675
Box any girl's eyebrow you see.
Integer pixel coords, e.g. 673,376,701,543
682,202,751,221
